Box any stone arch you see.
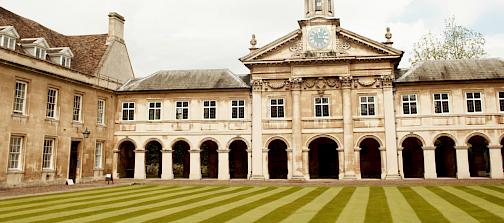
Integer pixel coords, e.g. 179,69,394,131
433,133,458,147
170,138,192,149
116,138,138,150
308,136,339,179
399,134,426,149
356,135,384,149
305,134,342,149
467,135,490,177
359,137,382,179
464,132,492,146
226,137,251,151
267,139,288,179
264,136,290,150
200,139,219,178
228,139,249,179
117,139,136,178
172,139,190,178
199,137,222,151
434,136,457,178
145,140,162,178
401,137,425,178
143,138,165,150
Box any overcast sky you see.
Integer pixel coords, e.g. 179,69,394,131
2,0,504,77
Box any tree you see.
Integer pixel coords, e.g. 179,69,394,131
411,17,486,64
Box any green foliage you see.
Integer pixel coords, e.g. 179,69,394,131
411,17,486,64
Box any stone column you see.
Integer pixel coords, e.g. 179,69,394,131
161,149,174,180
302,147,310,180
337,148,345,179
354,147,361,179
286,149,293,179
397,147,404,179
489,145,504,179
455,146,470,179
189,150,202,180
423,146,437,179
251,80,265,180
113,149,119,179
380,147,387,179
341,76,356,179
290,77,305,179
382,76,400,179
218,150,230,180
263,148,269,179
247,149,252,179
134,150,146,179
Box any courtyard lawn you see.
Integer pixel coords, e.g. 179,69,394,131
0,184,502,223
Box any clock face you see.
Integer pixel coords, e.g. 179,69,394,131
309,27,330,49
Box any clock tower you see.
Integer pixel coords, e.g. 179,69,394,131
305,0,334,18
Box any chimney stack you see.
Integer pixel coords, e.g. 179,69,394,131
108,12,125,42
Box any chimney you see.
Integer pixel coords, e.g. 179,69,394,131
108,12,125,41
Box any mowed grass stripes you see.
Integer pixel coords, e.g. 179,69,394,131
0,184,502,223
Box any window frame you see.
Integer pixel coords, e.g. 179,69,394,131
42,138,55,170
13,80,27,115
60,56,71,68
34,47,46,59
148,101,162,121
94,141,104,169
72,94,83,122
203,100,217,120
97,99,106,125
175,101,189,120
401,94,418,115
359,96,376,116
46,88,58,119
433,93,450,114
314,96,330,118
270,98,285,119
1,35,16,50
121,102,135,121
231,100,245,119
498,91,504,113
465,92,483,113
8,136,23,170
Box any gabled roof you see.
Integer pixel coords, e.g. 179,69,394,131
395,58,504,83
20,37,49,48
240,29,301,62
0,7,108,75
0,25,19,38
47,47,74,58
118,69,250,92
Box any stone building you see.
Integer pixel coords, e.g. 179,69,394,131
1,0,504,187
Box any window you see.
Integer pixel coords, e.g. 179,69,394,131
42,138,54,170
8,136,23,170
95,142,103,169
13,81,27,114
97,99,105,125
61,56,71,68
466,92,482,113
499,92,504,112
1,35,16,50
46,88,58,118
122,102,135,121
203,101,216,119
314,97,330,117
433,93,450,114
72,95,83,122
35,47,46,59
148,102,162,121
360,96,376,116
270,99,285,118
176,101,189,120
232,100,245,119
402,94,418,115
315,0,323,11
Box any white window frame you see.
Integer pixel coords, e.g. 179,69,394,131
1,35,16,50
8,136,23,170
402,94,418,115
231,100,245,119
359,96,376,116
42,138,55,170
176,101,189,120
13,80,27,114
60,56,71,68
34,47,46,59
465,92,483,113
122,102,135,121
314,97,330,117
270,98,285,118
97,99,106,125
499,91,504,113
72,94,83,122
46,88,58,119
433,93,450,114
203,100,217,119
148,101,162,121
95,141,104,169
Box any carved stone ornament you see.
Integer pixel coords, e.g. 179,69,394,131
290,41,304,57
340,76,353,88
379,75,394,88
304,79,316,88
252,80,264,91
265,80,288,89
335,39,351,53
356,79,378,88
289,77,303,90
303,77,340,89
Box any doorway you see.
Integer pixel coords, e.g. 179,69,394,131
68,141,80,181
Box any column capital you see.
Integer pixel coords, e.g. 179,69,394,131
113,150,120,153
378,75,394,88
262,149,269,153
286,149,293,152
252,79,264,91
246,149,252,153
455,146,468,150
162,149,173,153
289,77,303,90
397,147,404,151
302,149,310,153
354,147,361,152
489,145,502,150
379,147,386,151
423,146,436,150
340,76,353,89
337,148,344,152
217,150,229,153
189,150,201,153
134,150,145,153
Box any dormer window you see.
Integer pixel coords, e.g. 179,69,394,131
47,47,74,68
21,37,49,60
1,36,16,50
0,26,20,51
61,56,71,68
35,47,46,59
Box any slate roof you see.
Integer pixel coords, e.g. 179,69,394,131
0,7,108,75
395,59,504,83
118,69,250,91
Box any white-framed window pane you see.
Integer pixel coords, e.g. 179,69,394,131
95,142,103,169
466,92,482,113
46,88,58,118
176,101,189,120
203,100,216,119
360,96,375,116
434,93,450,114
42,138,54,169
148,102,162,120
314,97,329,117
499,92,504,112
8,136,23,170
97,100,105,125
270,99,285,118
122,102,135,121
13,81,27,114
402,94,418,115
72,95,82,121
232,100,245,119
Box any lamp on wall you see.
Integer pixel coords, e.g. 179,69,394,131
82,127,91,139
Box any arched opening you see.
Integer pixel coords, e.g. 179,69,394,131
435,136,457,178
145,141,162,178
229,140,248,179
309,137,339,179
467,136,490,177
118,141,135,178
201,140,218,178
402,137,425,178
172,141,190,178
359,138,382,179
268,139,288,179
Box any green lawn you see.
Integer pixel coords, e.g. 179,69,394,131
0,184,502,223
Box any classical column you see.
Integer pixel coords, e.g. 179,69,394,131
455,146,470,179
286,149,293,179
337,148,345,179
134,150,146,179
489,145,504,179
218,150,230,180
354,147,361,179
341,76,356,179
397,147,404,179
251,80,265,180
247,149,252,179
382,75,400,179
263,148,269,179
423,146,437,179
302,147,310,180
290,77,305,179
380,147,387,179
161,149,174,180
189,150,202,180
113,149,120,179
